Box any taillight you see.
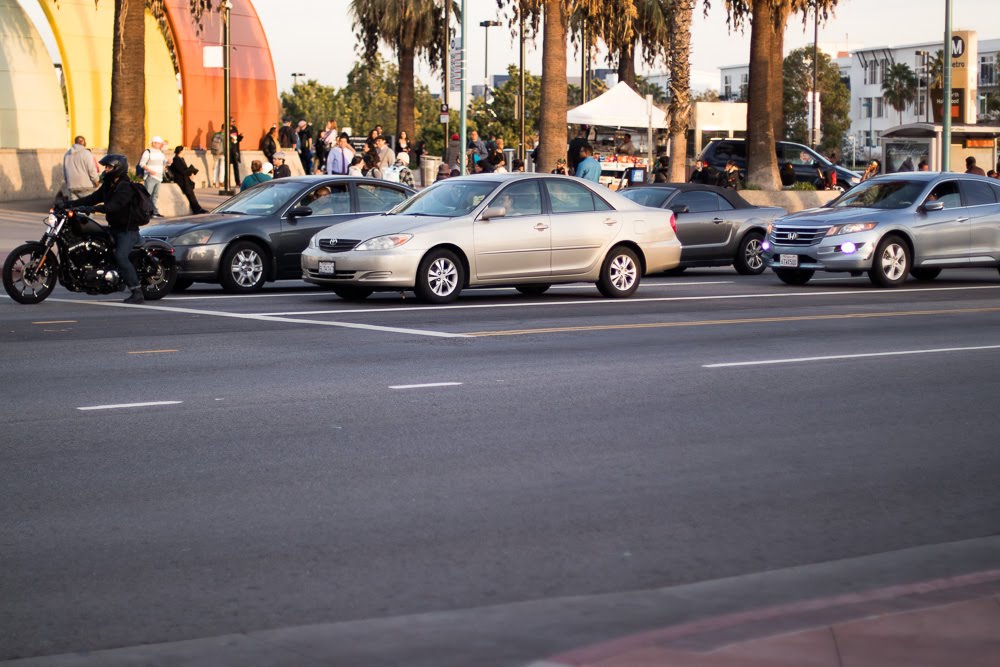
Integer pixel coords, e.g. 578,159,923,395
669,212,676,235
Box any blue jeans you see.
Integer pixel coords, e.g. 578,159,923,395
113,229,140,288
144,176,161,215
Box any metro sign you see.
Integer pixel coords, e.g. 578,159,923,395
951,36,965,58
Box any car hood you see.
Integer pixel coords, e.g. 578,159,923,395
139,213,258,238
777,206,891,226
312,214,453,240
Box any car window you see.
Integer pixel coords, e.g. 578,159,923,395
490,180,542,217
214,181,302,215
297,183,350,215
832,180,925,209
545,180,598,214
961,180,998,206
713,141,745,161
673,191,720,213
357,184,409,213
991,182,1000,202
621,188,674,208
926,181,962,209
393,180,496,217
717,195,735,211
780,145,815,166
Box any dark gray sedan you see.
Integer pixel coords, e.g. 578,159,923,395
620,184,786,274
141,176,414,292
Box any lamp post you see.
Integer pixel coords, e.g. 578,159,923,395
480,20,500,102
221,0,233,196
291,72,305,87
459,0,468,175
810,0,819,149
942,0,953,172
519,3,526,161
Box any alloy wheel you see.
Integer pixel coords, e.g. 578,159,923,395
427,257,458,297
609,254,637,292
231,249,263,288
745,238,764,271
880,243,907,282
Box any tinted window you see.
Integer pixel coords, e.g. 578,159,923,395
927,181,962,209
718,196,735,211
961,180,998,206
298,183,350,215
621,188,674,208
215,181,302,215
833,180,925,209
673,191,721,213
713,141,745,161
491,180,542,217
394,180,495,217
545,180,598,214
357,184,409,212
991,183,1000,202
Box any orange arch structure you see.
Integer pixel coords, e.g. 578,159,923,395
163,0,279,149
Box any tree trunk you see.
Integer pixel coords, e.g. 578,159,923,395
667,0,693,182
108,0,145,165
396,44,416,147
771,16,786,140
538,0,568,173
617,41,636,88
745,1,781,190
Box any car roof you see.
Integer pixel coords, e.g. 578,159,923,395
623,182,755,209
870,172,995,183
274,175,415,190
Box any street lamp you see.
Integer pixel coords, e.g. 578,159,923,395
291,72,306,87
810,0,819,149
479,20,501,101
221,0,233,196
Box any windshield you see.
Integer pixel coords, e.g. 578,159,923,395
214,181,304,216
830,180,926,210
621,188,675,208
392,180,497,217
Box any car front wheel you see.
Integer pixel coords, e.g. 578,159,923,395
868,235,910,288
734,231,766,275
774,268,814,285
415,249,464,303
597,246,641,298
220,241,267,293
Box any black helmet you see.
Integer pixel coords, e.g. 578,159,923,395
98,154,128,183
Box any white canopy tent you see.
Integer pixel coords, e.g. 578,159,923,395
566,81,668,129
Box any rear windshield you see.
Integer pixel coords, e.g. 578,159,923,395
830,180,925,210
621,188,675,208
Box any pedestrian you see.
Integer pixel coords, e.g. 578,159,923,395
965,156,986,176
348,155,364,177
272,152,292,179
860,160,880,182
397,130,410,155
551,158,568,175
62,135,100,200
918,160,930,171
259,125,277,165
67,155,146,303
987,169,999,180
574,144,601,182
467,130,488,164
326,132,355,175
691,159,715,185
297,121,313,173
616,133,636,157
435,162,451,182
240,159,272,190
413,139,426,166
363,152,382,179
262,161,273,177
719,160,741,189
169,146,209,214
779,162,796,186
210,128,225,187
316,120,338,173
490,152,508,174
229,119,244,184
365,128,380,154
389,152,415,187
568,125,590,172
375,135,395,171
278,118,297,149
653,155,670,183
447,133,461,166
511,158,525,172
138,136,167,217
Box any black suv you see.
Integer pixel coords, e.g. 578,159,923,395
698,139,861,190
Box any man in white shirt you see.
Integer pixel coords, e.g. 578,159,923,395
326,133,355,175
138,136,167,217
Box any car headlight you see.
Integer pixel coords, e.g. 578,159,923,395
826,222,876,236
355,234,413,251
173,229,214,246
308,235,319,249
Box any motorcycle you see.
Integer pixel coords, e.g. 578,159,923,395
2,208,177,304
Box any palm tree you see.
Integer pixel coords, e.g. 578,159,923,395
350,0,454,144
882,62,917,125
666,0,694,181
107,0,145,163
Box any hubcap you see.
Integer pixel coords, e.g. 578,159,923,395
880,244,906,281
427,257,458,296
745,239,764,270
609,254,637,292
231,249,263,287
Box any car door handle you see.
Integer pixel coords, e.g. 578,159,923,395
712,217,725,224
956,217,970,223
534,223,549,231
603,218,619,226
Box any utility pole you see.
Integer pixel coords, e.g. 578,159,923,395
459,0,468,175
444,0,450,163
221,0,232,195
580,19,588,104
519,2,526,161
942,0,953,172
810,1,819,149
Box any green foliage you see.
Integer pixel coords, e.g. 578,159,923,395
881,63,918,124
783,47,850,155
692,89,721,103
636,76,668,104
467,64,543,147
790,181,816,190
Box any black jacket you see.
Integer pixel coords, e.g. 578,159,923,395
73,178,137,232
169,156,197,189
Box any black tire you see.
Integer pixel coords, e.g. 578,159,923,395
661,266,686,276
597,245,641,298
414,249,464,304
515,284,551,296
219,240,268,293
774,268,815,285
868,235,910,288
172,277,194,291
734,231,766,275
333,286,374,301
3,243,58,304
139,254,176,301
910,268,941,282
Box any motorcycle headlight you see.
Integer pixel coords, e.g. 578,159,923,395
355,234,413,251
826,222,877,236
44,214,57,227
173,229,213,246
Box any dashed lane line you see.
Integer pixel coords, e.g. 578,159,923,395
389,382,463,390
704,344,1000,368
77,401,183,411
127,349,179,355
31,320,77,324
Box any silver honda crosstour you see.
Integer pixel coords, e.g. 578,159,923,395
301,174,682,303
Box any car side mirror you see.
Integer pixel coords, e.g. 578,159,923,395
923,200,945,212
670,205,689,214
288,206,312,218
481,206,507,220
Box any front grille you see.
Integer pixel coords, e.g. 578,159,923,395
317,238,361,253
770,225,829,246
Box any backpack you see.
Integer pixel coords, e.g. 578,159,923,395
210,132,224,156
382,165,402,183
136,149,148,179
128,182,154,227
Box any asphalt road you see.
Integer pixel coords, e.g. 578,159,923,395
2,268,1000,665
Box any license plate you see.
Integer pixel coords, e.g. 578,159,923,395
318,261,336,275
779,254,799,268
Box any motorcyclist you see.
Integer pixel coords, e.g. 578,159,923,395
67,154,145,304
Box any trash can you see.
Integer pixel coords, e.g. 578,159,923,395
503,148,516,171
419,155,442,188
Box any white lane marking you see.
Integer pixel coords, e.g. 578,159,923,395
811,277,864,282
389,382,463,390
259,285,1000,317
78,400,183,411
473,281,735,292
46,298,467,339
704,344,1000,368
165,291,341,301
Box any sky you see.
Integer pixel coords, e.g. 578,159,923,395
16,0,1000,94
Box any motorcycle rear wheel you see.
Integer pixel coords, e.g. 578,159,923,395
3,243,58,304
140,255,177,301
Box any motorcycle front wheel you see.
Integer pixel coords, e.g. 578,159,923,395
3,243,58,304
139,254,177,301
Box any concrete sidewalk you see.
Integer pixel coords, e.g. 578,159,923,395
533,569,1000,667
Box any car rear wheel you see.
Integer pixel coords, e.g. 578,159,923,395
333,286,374,301
910,268,941,281
515,284,550,296
220,241,267,293
415,249,464,304
734,231,766,275
868,235,910,288
774,268,814,285
597,245,641,298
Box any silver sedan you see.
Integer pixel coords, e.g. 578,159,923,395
301,174,682,303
